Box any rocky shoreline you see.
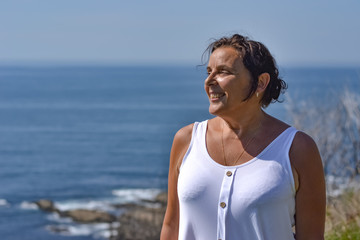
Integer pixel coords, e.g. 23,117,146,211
34,192,167,240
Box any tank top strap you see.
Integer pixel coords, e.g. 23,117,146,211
179,121,202,170
194,120,209,156
280,127,298,154
268,126,298,194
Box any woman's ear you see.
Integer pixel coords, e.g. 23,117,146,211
257,73,270,93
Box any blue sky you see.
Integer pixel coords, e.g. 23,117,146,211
1,0,359,66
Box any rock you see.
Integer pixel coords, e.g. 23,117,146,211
34,191,168,239
61,209,116,223
114,192,168,239
154,192,167,205
115,205,166,240
34,199,58,212
34,200,115,223
137,192,168,206
112,203,140,209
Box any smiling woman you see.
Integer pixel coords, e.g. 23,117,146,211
161,34,326,240
206,47,254,116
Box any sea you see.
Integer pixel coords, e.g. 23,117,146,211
0,65,359,240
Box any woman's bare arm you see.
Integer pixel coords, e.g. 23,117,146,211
160,124,193,240
290,131,326,240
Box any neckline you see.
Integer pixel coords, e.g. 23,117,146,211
202,120,293,169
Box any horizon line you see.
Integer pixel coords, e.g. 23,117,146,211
0,60,359,69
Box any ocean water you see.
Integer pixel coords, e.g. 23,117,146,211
0,65,359,240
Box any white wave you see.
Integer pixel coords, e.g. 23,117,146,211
51,188,163,213
47,224,91,236
20,201,38,210
111,188,162,203
46,222,117,238
47,212,73,223
54,199,114,212
94,229,118,239
0,199,9,206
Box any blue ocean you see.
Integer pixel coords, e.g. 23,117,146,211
0,65,359,240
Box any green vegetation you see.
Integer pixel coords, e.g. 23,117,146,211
326,222,360,240
325,190,360,239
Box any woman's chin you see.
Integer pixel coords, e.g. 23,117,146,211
208,106,223,116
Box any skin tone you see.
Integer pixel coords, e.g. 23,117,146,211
160,46,326,240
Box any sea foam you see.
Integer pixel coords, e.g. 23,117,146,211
0,199,9,206
46,222,119,238
47,212,73,223
20,201,38,210
54,199,114,212
111,188,162,203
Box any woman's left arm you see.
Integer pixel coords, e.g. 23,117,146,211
290,131,326,240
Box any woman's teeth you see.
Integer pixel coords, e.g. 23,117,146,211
210,93,224,98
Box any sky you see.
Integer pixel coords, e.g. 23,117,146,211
1,0,360,67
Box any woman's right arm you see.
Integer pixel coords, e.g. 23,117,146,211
160,124,193,240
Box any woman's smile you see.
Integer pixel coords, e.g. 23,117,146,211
209,92,226,101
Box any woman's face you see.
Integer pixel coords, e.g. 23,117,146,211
205,46,254,116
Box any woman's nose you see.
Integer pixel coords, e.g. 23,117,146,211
205,73,218,86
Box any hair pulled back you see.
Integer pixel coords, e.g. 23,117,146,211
205,34,287,108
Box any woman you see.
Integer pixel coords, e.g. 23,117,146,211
161,34,325,240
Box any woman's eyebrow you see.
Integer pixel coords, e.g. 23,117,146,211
208,65,230,70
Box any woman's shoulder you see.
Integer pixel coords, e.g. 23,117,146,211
262,114,291,137
170,123,197,171
267,114,318,158
173,123,194,146
291,131,319,158
290,130,323,179
173,119,209,144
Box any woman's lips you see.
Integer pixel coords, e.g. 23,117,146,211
210,93,225,101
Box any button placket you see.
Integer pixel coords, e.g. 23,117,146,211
217,169,236,240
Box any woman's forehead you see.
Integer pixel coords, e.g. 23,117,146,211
208,47,243,67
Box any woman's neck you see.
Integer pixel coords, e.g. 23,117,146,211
220,108,266,138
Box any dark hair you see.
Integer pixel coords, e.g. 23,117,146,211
204,34,287,108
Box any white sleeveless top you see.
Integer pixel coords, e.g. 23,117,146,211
177,120,297,240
